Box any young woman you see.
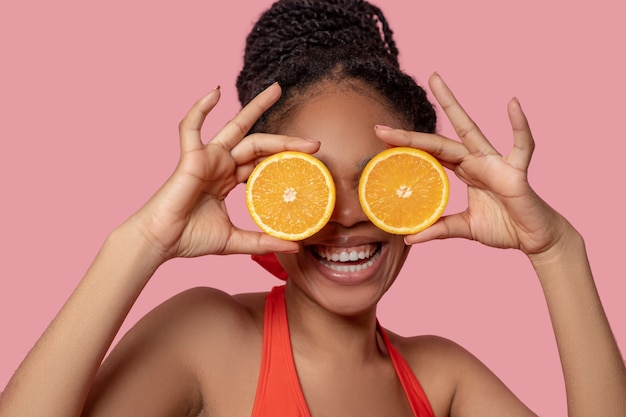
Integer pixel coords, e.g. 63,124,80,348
1,0,624,416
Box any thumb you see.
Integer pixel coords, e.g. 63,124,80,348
404,213,470,245
224,229,300,255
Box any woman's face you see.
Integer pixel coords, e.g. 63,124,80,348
275,84,412,317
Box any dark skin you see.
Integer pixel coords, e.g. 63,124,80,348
1,75,624,417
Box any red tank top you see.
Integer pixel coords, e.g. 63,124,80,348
251,286,435,417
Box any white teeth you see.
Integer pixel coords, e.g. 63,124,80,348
313,244,381,273
319,249,381,273
314,244,378,263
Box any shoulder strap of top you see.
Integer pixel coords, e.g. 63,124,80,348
378,324,436,417
251,285,311,417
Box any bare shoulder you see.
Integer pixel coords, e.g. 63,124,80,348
386,332,537,417
85,287,268,416
388,332,479,378
150,286,265,334
112,286,264,355
130,286,268,381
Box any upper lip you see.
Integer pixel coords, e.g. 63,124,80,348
304,233,384,248
302,220,389,248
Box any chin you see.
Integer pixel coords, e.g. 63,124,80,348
280,241,407,318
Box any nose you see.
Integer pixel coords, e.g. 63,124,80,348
329,179,368,228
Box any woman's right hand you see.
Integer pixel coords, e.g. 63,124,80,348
125,83,319,262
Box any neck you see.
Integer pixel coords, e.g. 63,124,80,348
284,281,386,365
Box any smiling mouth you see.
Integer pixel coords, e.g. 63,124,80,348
310,243,383,273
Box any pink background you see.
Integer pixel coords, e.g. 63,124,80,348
1,0,624,415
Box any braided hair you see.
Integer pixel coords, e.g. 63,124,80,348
236,0,436,134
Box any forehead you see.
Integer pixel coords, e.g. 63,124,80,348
275,86,404,169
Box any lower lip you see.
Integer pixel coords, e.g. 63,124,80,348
309,245,385,285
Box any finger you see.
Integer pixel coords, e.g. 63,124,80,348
178,87,222,153
506,97,535,171
211,83,282,151
225,229,300,255
404,212,472,244
230,134,320,165
429,73,497,155
374,126,468,164
232,136,322,183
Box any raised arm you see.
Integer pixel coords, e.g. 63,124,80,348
376,72,626,417
0,84,318,416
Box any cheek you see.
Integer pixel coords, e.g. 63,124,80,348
275,252,299,274
387,238,411,270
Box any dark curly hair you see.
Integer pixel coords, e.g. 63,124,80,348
236,0,436,134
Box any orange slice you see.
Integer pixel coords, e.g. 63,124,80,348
246,151,336,241
358,147,449,234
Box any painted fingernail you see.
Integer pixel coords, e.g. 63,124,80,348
207,85,220,96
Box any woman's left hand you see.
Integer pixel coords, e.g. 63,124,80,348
375,72,570,256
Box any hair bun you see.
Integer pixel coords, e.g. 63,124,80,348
238,0,399,105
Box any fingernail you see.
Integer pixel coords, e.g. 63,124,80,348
375,125,393,131
304,138,320,143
